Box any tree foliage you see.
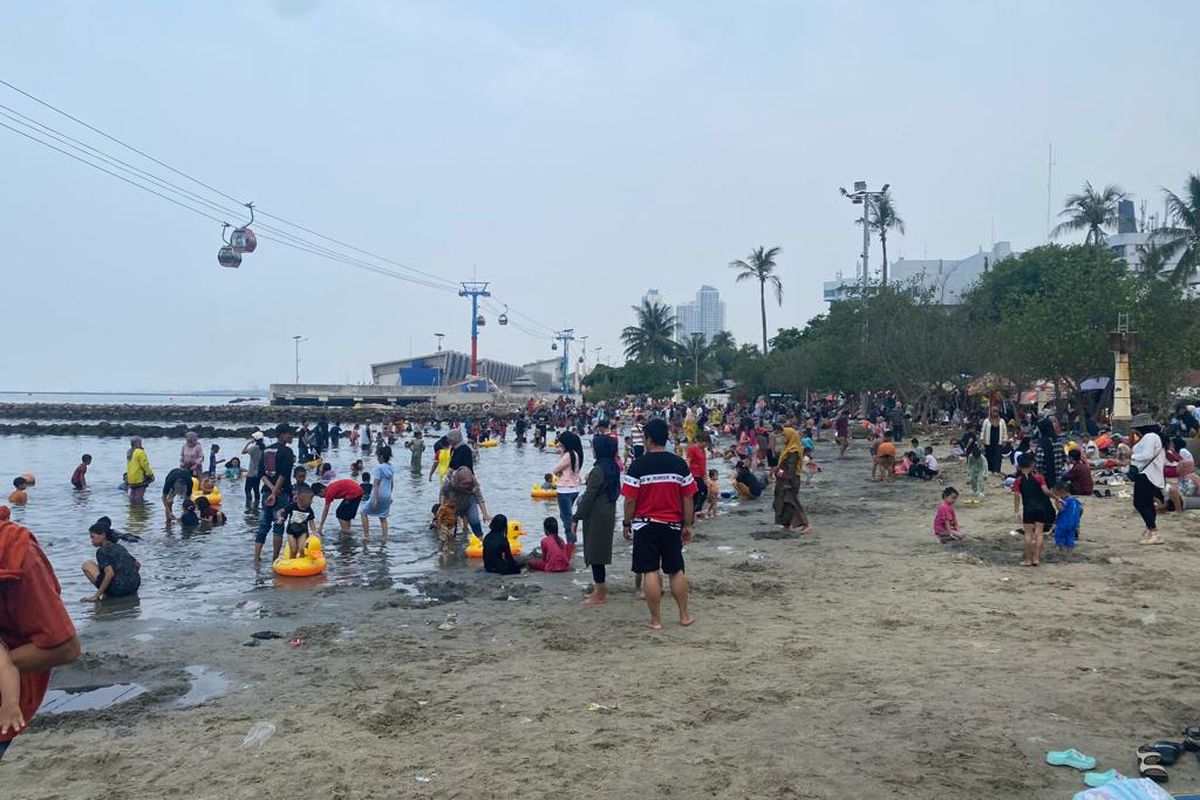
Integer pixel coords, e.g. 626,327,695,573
729,245,783,355
620,300,678,363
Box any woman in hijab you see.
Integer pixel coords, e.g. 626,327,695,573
124,437,153,505
446,428,474,473
773,425,811,533
442,466,489,538
1129,413,1168,545
1034,416,1064,484
552,430,585,557
574,434,619,605
180,431,204,476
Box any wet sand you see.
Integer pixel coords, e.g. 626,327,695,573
9,440,1200,799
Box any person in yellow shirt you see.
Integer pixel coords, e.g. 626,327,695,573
124,437,154,505
428,436,452,484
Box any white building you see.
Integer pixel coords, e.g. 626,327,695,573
642,288,665,308
823,242,1015,305
1106,200,1196,288
674,285,726,344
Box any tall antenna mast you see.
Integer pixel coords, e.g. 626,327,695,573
1045,142,1055,241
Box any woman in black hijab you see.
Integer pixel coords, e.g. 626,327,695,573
574,435,619,605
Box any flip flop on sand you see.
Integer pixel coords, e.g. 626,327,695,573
1083,768,1125,788
1149,741,1183,765
1182,725,1200,753
1046,748,1097,771
1137,745,1169,783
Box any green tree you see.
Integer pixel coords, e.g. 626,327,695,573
709,331,738,376
729,245,783,355
1128,279,1200,410
868,189,906,285
620,300,678,363
1155,173,1200,286
769,327,805,351
1051,181,1126,244
676,333,712,386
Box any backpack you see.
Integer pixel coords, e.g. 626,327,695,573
261,445,279,480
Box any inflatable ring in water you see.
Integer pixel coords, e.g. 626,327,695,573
478,439,499,448
190,478,221,506
273,534,326,577
464,520,524,558
530,484,557,500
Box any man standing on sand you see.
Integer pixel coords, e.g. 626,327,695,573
621,418,696,630
0,517,81,760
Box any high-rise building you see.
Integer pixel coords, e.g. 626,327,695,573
675,285,726,344
642,288,664,308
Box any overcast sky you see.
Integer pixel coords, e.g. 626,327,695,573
3,0,1197,391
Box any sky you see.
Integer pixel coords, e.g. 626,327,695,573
2,0,1198,391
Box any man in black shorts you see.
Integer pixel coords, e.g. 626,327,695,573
160,467,194,522
621,418,696,630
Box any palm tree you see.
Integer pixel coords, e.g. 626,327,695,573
1051,181,1125,244
868,189,905,285
678,333,712,386
729,245,783,354
621,300,678,363
1135,239,1172,281
1155,173,1200,286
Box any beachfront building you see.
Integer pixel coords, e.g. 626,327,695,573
822,242,1015,306
674,285,726,345
1106,199,1197,290
370,351,523,388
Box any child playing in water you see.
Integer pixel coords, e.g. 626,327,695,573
223,457,242,481
932,487,964,543
528,517,570,572
1051,482,1083,553
351,459,364,479
7,477,29,505
704,469,720,518
0,638,25,738
540,473,556,490
292,465,309,494
208,444,223,476
282,485,316,560
194,496,227,526
358,469,373,536
71,454,91,489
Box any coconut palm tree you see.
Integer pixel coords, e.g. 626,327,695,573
1154,173,1200,287
729,245,783,354
1135,240,1172,281
1051,181,1126,244
621,300,678,363
868,189,905,285
677,333,712,386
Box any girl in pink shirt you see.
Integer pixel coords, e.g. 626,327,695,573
933,487,964,543
528,517,571,572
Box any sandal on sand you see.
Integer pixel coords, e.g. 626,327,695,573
1083,768,1125,788
1149,741,1183,765
1182,725,1200,753
1137,745,1169,783
1046,748,1097,770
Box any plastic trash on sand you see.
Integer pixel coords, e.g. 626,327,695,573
587,703,615,713
241,721,276,749
1072,777,1174,799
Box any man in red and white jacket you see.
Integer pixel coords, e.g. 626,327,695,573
621,419,696,630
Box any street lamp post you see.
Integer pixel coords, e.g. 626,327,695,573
839,181,890,288
691,332,703,386
292,335,307,384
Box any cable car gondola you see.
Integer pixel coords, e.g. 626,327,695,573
476,314,486,327
230,202,257,253
217,223,241,268
498,305,509,326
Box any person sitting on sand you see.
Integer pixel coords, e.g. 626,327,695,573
482,514,522,575
7,477,29,505
71,455,91,490
527,517,570,572
1112,434,1131,467
733,460,762,499
281,485,316,561
1168,460,1200,512
312,478,364,535
1051,482,1082,553
932,487,964,543
1063,450,1093,496
81,517,141,602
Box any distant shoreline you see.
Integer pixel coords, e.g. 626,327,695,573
0,390,265,397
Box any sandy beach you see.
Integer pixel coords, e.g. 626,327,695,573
8,438,1200,799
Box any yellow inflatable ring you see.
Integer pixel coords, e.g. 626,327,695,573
478,440,499,448
530,483,557,499
464,520,524,558
190,477,222,506
273,534,326,577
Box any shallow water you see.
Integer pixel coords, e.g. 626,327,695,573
0,433,608,629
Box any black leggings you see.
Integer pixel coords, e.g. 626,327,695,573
1133,473,1164,530
591,564,606,584
984,444,1003,474
244,475,260,506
